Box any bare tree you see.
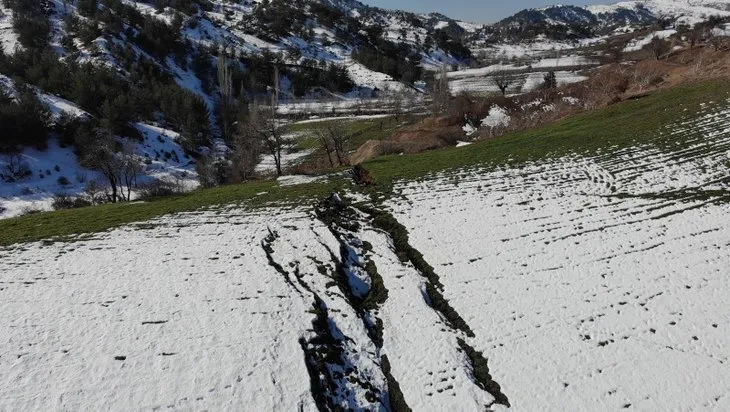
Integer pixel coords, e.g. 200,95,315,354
314,121,350,167
83,136,142,203
687,28,703,49
315,127,336,168
329,121,349,166
85,137,122,203
491,70,514,96
390,87,406,121
600,40,625,64
430,64,451,116
229,114,260,182
217,52,237,140
542,71,557,89
83,179,106,205
648,37,672,60
709,30,728,51
119,142,142,202
1,154,31,182
404,89,419,120
248,66,287,176
194,154,219,188
633,65,663,92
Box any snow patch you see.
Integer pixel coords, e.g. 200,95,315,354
481,106,511,128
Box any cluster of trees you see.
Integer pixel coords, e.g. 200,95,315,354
0,0,215,205
676,16,730,52
151,0,213,15
644,16,730,60
71,0,187,58
3,0,52,49
542,71,557,89
432,28,472,61
485,21,595,44
247,0,476,85
0,83,51,152
2,0,492,202
211,49,354,141
1,0,364,184
238,50,353,96
314,121,350,168
352,39,423,84
248,0,403,84
0,47,210,149
250,0,308,38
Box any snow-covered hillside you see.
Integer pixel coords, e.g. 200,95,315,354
447,54,594,95
0,0,483,215
0,122,198,218
588,0,730,26
2,83,730,411
477,0,730,46
0,74,198,217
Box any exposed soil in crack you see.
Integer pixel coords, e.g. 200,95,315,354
299,296,343,412
358,201,511,408
381,355,413,412
357,205,475,337
267,193,510,409
314,195,411,410
314,195,389,347
261,228,305,296
263,216,389,410
458,338,511,407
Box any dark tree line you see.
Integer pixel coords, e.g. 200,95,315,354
351,31,424,84
0,0,214,153
0,83,51,151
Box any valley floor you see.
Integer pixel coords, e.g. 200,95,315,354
1,96,730,410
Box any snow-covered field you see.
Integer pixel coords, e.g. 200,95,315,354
450,69,588,95
0,208,319,410
1,98,730,409
0,201,509,410
386,101,730,410
447,53,594,95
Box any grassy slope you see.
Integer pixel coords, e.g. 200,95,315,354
367,81,730,182
1,81,728,246
0,179,342,246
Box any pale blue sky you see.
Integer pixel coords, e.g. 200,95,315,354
361,0,608,23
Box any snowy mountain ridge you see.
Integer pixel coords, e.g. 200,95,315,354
485,0,730,42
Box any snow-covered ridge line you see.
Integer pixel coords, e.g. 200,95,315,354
502,0,730,29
